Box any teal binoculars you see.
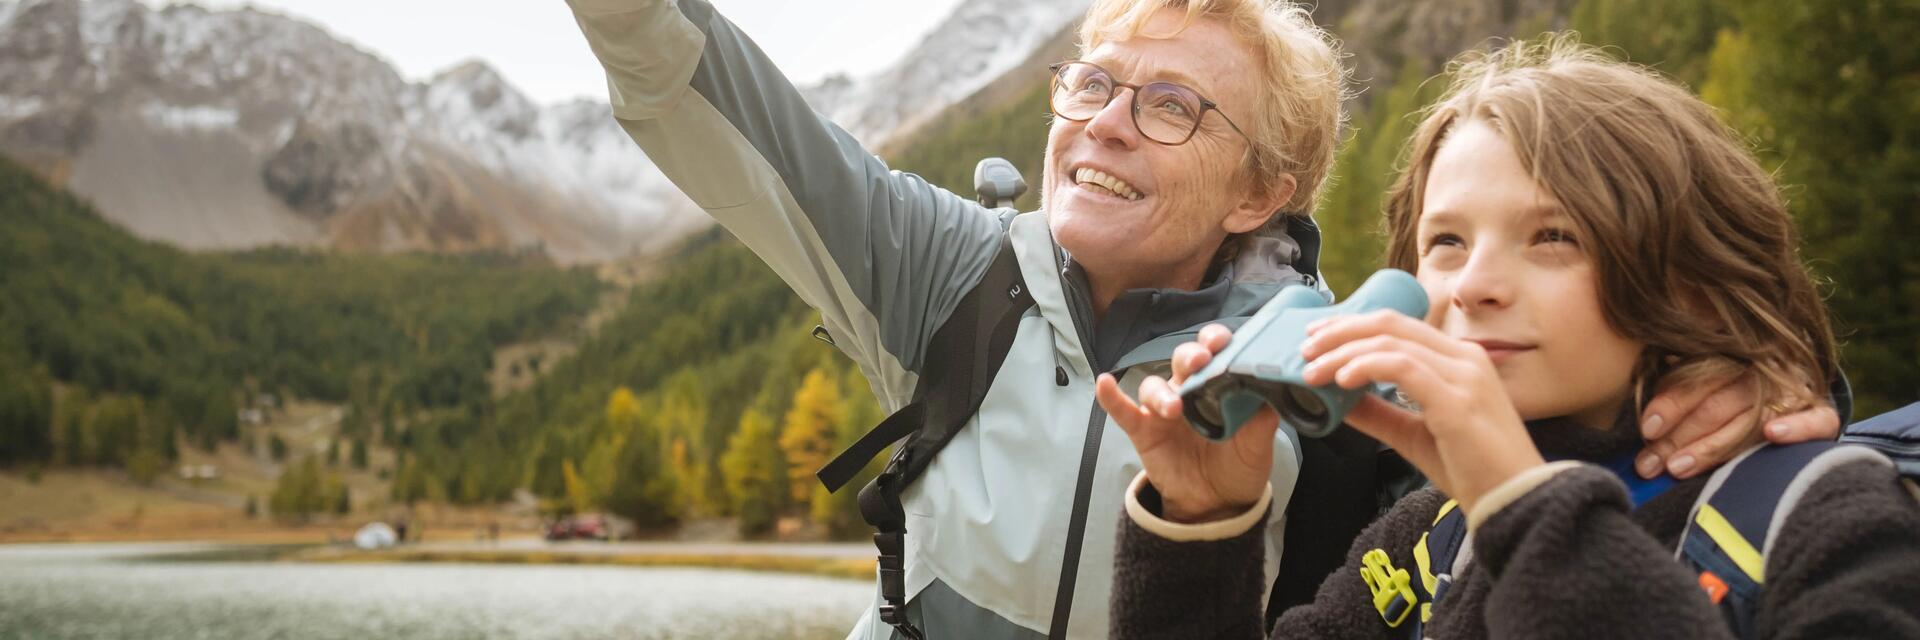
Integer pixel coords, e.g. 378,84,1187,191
1178,269,1430,441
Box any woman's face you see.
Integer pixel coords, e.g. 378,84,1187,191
1043,9,1285,290
1414,119,1644,429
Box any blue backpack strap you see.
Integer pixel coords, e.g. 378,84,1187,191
1840,401,1920,479
1678,442,1894,639
1359,502,1464,636
1375,499,1467,639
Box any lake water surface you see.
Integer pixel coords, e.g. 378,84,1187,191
0,543,872,639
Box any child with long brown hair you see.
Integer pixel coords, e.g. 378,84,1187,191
1101,37,1920,638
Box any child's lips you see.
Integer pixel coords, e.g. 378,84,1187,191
1468,340,1536,364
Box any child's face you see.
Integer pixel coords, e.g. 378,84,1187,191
1414,119,1644,429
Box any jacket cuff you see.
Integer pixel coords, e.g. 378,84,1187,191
1124,471,1273,542
1466,461,1586,531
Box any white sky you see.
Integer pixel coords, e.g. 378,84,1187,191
163,0,968,105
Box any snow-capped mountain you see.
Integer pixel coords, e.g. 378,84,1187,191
0,0,699,261
0,0,1091,261
806,0,1091,149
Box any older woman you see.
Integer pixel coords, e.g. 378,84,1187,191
563,1,1839,637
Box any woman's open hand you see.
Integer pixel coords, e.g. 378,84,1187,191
1097,323,1279,523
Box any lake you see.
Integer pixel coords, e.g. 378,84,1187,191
0,543,872,639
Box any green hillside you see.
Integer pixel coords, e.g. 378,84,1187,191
0,157,604,478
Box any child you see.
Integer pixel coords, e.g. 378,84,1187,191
1099,37,1920,639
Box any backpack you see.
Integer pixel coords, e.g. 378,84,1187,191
1679,401,1920,638
1386,401,1920,639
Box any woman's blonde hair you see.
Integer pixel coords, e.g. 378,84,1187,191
1381,36,1838,420
1078,0,1349,218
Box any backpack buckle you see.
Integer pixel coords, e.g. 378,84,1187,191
1360,548,1417,628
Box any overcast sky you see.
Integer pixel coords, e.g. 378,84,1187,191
164,0,968,105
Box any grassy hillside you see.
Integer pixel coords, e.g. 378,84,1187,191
0,156,604,485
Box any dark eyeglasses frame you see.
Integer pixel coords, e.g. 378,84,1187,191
1047,60,1252,146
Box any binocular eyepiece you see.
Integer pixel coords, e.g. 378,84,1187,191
1178,269,1430,441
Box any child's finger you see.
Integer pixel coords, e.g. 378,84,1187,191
1302,310,1476,362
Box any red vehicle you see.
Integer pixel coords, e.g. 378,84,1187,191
545,514,609,541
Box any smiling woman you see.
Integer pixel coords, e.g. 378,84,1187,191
1044,1,1347,315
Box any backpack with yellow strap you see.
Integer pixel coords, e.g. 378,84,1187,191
1359,402,1920,639
1677,401,1920,638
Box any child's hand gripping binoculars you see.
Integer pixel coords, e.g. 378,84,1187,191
1178,269,1430,441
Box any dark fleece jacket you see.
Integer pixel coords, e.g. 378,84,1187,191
1111,421,1920,639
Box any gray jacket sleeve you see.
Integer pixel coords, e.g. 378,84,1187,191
566,0,1005,407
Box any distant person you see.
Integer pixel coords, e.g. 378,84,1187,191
564,1,1841,637
1106,38,1920,639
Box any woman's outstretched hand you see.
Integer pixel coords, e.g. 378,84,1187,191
1096,323,1280,524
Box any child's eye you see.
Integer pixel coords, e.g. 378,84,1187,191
1535,227,1578,246
1422,233,1463,253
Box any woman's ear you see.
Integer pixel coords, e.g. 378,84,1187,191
1222,174,1297,234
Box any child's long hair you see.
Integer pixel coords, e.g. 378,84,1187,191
1380,36,1838,419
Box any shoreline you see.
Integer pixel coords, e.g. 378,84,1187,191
296,546,876,581
0,537,878,582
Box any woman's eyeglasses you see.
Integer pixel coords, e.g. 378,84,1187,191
1047,60,1251,146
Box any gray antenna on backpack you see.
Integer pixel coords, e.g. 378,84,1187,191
974,157,1026,209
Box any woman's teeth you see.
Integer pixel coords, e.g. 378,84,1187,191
1074,168,1141,201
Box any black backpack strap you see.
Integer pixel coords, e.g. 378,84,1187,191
815,229,1033,640
815,230,1032,490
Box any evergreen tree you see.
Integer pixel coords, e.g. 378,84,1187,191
0,364,53,465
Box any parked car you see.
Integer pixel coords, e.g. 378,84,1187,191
545,514,609,541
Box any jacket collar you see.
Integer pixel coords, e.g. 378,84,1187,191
1010,211,1326,374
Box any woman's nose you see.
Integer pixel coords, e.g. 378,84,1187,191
1083,87,1140,149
